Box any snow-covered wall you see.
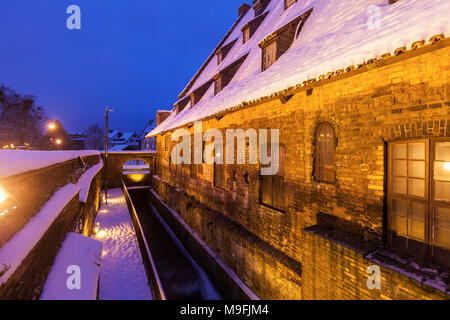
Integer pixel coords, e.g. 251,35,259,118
0,150,100,179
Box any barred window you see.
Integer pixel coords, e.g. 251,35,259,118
262,40,277,71
314,123,335,183
388,139,450,267
260,145,285,211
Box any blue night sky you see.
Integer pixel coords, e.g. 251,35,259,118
0,0,246,133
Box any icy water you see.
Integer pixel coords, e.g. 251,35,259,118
129,188,221,300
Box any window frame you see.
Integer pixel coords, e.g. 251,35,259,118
243,26,251,44
262,39,278,72
387,137,450,267
260,144,286,212
314,122,336,184
213,162,226,190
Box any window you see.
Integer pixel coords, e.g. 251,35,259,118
388,138,450,267
243,26,250,44
214,75,222,95
259,8,312,72
213,52,249,95
190,142,197,179
241,11,269,44
216,39,237,65
285,0,297,10
314,123,336,183
214,163,226,189
260,145,285,211
262,40,277,71
217,51,223,65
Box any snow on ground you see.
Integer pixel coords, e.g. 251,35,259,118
77,158,104,203
93,189,152,300
0,184,80,286
40,233,102,300
0,150,100,179
149,0,450,136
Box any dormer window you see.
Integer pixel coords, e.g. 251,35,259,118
214,74,222,95
243,26,251,44
259,8,312,71
253,0,271,17
216,39,237,65
285,0,297,10
262,40,277,71
175,96,191,115
241,11,269,44
213,52,250,95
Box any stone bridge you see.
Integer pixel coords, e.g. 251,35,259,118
102,151,157,188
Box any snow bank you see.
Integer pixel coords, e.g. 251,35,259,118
149,0,450,136
0,150,100,179
93,189,152,300
40,233,102,300
0,184,80,286
77,159,104,203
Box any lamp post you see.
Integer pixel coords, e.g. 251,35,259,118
104,107,113,205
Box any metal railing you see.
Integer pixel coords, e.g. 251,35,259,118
121,179,166,300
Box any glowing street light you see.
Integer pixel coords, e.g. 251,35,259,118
55,139,62,145
48,122,56,130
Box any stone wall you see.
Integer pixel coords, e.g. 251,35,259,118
153,41,450,299
0,154,103,299
0,155,100,247
103,152,156,188
0,193,80,300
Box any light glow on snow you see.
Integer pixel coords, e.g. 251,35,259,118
0,185,8,204
126,174,146,183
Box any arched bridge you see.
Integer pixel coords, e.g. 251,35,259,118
102,151,157,188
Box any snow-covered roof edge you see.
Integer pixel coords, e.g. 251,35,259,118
148,0,450,137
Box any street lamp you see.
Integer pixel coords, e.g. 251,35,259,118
55,139,62,145
48,122,56,130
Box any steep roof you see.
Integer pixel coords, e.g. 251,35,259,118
148,0,450,137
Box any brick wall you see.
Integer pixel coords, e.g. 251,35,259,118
153,43,450,299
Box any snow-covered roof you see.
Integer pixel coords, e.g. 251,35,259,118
109,144,129,151
148,0,450,137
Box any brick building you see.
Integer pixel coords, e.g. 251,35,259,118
147,0,450,299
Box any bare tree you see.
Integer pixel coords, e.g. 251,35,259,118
0,85,46,148
85,124,105,150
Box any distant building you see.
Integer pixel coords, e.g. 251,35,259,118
68,132,85,150
108,130,140,151
138,120,156,151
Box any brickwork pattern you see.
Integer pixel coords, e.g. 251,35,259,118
154,45,450,299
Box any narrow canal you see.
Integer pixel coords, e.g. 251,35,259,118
127,187,221,300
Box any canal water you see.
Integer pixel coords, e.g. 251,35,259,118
128,188,221,300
